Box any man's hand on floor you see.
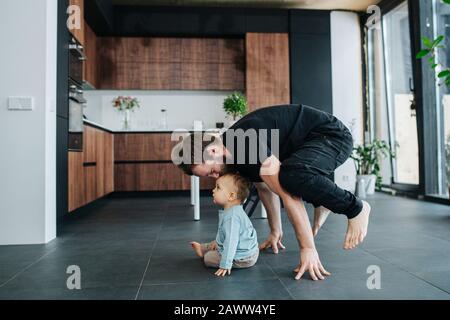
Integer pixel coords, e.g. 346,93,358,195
294,247,331,281
259,233,286,254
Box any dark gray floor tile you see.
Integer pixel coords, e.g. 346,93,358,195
0,240,63,285
142,240,276,285
138,279,292,300
1,192,448,300
0,285,137,300
0,239,154,290
270,249,449,300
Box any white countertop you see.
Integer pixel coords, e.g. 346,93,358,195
83,119,224,133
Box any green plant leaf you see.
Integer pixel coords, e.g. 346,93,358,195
443,0,450,5
422,36,433,48
416,49,430,59
432,63,438,69
438,69,450,78
432,35,445,48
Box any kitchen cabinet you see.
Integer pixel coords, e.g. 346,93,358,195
84,165,97,205
245,33,290,111
114,133,215,191
83,125,96,163
114,133,174,161
68,151,85,212
97,37,244,90
103,132,114,195
69,0,85,46
68,124,114,212
114,163,214,192
83,21,98,88
69,127,213,212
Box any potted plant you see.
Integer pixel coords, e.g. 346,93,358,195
350,139,395,195
112,96,140,130
223,92,248,126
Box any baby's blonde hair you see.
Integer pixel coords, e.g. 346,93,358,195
221,173,252,204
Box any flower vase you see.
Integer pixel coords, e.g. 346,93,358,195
123,109,131,130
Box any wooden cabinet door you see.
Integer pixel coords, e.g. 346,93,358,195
97,37,244,90
68,0,85,45
83,125,96,163
104,132,114,195
246,33,290,111
84,21,97,88
95,129,105,198
68,151,85,212
114,133,174,161
84,166,97,205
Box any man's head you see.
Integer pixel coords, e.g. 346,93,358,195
177,132,229,178
212,173,251,206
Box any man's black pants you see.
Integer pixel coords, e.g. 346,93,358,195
278,129,363,219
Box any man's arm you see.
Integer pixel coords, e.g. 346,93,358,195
259,155,331,280
254,182,285,253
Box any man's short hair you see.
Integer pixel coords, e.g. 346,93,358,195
177,132,219,175
222,172,252,204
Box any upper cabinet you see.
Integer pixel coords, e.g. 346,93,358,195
245,33,290,111
69,0,85,45
83,21,98,88
96,37,245,91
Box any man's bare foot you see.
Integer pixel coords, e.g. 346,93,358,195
313,206,331,237
190,241,204,258
343,201,371,250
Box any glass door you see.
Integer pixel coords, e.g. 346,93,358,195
382,1,420,185
432,0,450,198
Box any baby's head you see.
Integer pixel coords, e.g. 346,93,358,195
212,173,252,207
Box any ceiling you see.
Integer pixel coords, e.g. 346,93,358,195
112,0,382,12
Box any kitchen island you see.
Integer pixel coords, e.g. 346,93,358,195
68,119,218,214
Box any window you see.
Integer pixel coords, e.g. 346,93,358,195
382,1,420,185
431,0,450,198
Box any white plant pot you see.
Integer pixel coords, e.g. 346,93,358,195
356,174,377,196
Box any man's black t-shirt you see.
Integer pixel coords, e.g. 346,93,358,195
219,104,349,182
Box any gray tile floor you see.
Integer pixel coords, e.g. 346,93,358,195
0,193,449,300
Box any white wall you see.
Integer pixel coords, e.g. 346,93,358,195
331,11,364,192
84,90,233,131
0,0,57,244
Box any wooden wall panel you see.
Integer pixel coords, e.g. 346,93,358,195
97,37,244,90
97,37,117,89
245,33,290,111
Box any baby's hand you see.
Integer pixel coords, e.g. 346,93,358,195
215,268,231,277
209,240,218,250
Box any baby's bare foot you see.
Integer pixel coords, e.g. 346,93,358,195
190,241,204,258
313,206,331,237
343,201,371,250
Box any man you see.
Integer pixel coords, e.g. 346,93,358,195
177,104,371,281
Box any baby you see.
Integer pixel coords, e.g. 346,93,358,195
190,173,259,277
